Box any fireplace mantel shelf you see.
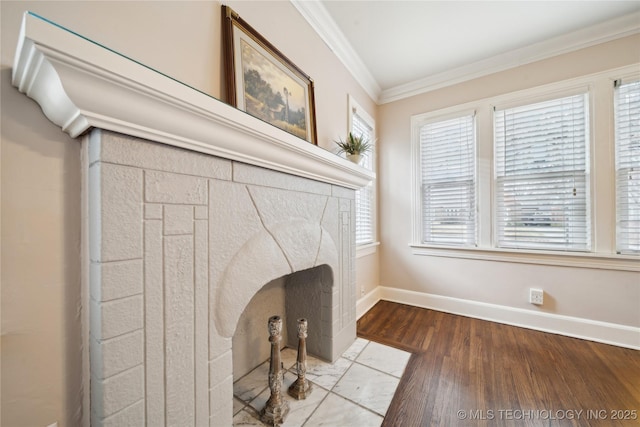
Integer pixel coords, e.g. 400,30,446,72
12,12,374,189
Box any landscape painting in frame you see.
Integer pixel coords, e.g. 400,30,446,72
222,5,318,144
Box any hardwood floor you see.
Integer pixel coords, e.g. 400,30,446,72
357,300,640,426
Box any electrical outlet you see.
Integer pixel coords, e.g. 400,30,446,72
529,288,544,305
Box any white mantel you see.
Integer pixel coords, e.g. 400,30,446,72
12,11,374,190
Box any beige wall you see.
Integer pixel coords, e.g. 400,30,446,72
378,34,640,328
0,1,377,426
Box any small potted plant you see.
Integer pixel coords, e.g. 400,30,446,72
335,132,371,165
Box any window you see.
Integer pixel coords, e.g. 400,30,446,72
615,79,640,254
417,113,477,246
494,93,590,251
410,66,638,269
349,97,376,246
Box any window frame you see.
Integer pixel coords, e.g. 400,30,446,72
409,65,639,272
492,90,592,252
411,109,478,248
348,95,379,256
614,76,640,255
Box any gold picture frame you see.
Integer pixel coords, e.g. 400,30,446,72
222,5,318,145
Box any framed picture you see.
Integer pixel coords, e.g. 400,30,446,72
222,5,318,145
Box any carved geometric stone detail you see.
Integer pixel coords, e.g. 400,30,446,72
88,130,356,427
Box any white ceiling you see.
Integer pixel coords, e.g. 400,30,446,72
293,1,640,103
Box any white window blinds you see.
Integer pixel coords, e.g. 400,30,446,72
494,93,590,251
419,114,477,246
615,80,640,254
352,111,374,245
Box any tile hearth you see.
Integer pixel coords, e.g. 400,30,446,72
232,339,411,426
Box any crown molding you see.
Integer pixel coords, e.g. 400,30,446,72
379,11,640,104
11,12,374,190
291,0,639,105
291,0,381,102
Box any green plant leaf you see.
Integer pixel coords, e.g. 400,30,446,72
334,132,372,155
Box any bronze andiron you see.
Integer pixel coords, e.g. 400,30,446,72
260,315,289,425
288,318,312,399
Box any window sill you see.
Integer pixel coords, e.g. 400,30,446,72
409,244,639,272
356,242,380,258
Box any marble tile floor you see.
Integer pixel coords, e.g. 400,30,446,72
232,338,411,426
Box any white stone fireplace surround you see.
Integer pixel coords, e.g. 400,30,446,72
12,12,373,427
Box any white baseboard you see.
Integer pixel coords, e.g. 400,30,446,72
356,287,383,320
356,286,640,350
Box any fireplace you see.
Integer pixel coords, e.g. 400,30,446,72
233,265,334,381
12,12,373,427
87,129,357,425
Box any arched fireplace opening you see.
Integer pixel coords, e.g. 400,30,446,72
233,264,334,381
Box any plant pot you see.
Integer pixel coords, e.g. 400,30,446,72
347,154,363,165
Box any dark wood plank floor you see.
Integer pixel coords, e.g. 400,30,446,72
357,300,640,426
